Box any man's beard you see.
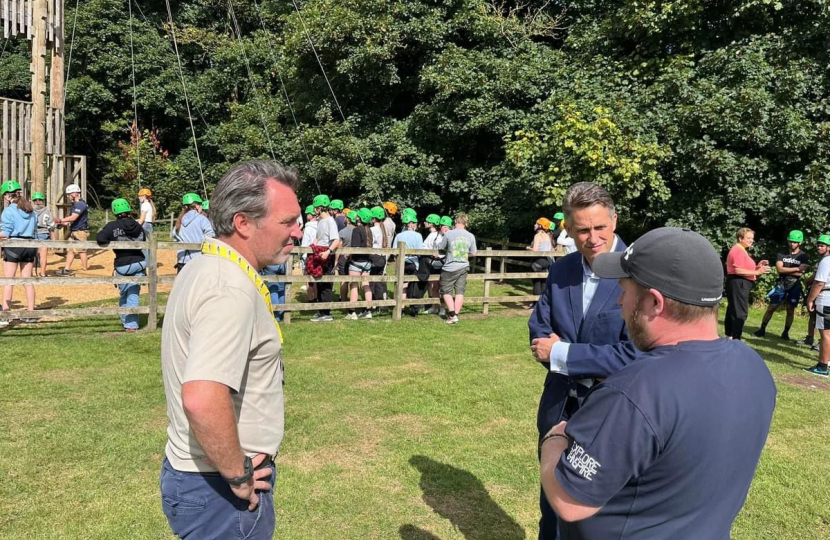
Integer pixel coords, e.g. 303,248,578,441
626,304,653,351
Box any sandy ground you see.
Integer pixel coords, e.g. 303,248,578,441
3,247,177,310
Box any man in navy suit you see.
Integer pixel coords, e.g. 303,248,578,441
528,182,638,540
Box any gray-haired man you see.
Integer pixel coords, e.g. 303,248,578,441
160,160,303,540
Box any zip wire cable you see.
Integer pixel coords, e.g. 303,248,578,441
250,0,319,193
289,0,384,203
64,0,80,102
227,0,277,162
127,0,141,188
163,0,207,197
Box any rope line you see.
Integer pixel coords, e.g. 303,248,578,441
250,0,320,193
163,0,207,197
63,0,80,102
289,0,382,203
127,0,141,187
227,0,277,162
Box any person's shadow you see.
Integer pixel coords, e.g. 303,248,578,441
399,455,525,540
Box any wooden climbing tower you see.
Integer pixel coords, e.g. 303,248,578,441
0,0,86,218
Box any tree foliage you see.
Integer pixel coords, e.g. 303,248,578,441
2,0,825,253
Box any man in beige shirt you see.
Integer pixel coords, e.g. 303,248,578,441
160,160,302,540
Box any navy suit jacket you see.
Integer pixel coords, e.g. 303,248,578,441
528,237,638,437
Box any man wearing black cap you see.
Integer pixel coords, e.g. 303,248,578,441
539,227,776,540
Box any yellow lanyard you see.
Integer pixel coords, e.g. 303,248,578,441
201,242,284,344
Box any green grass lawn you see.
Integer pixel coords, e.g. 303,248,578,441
0,306,828,540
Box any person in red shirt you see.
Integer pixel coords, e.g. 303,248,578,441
724,227,770,339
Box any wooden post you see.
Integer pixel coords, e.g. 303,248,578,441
499,238,508,283
146,233,158,331
283,252,293,325
30,0,48,194
50,0,65,153
169,212,174,239
482,247,492,316
104,209,108,223
393,242,406,321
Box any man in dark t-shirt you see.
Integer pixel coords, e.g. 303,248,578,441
54,183,90,276
754,229,810,340
539,228,776,540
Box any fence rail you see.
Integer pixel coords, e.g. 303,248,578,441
0,238,558,327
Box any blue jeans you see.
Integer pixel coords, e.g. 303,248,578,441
160,458,277,540
142,223,153,259
115,261,147,329
261,264,286,322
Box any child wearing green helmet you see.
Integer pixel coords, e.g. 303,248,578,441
805,234,830,377
423,214,444,313
345,208,375,319
31,192,56,277
798,235,830,351
754,230,810,341
96,198,147,331
1,181,37,323
393,211,425,316
173,192,215,273
336,210,357,305
369,207,390,311
301,204,319,305
310,195,343,322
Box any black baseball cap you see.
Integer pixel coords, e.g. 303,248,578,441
592,227,724,307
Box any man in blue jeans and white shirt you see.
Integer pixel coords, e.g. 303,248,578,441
160,161,303,540
528,182,638,540
539,227,776,540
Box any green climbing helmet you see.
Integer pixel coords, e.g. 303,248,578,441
818,235,830,246
202,200,210,211
330,199,344,211
32,192,45,201
439,216,453,227
401,212,418,224
425,214,440,225
371,206,386,220
548,221,557,231
553,212,565,221
357,207,373,224
346,210,358,222
402,207,417,218
111,198,133,215
313,194,331,208
305,204,315,215
182,192,203,205
1,180,21,195
787,230,804,243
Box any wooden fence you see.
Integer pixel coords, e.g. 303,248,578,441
0,238,560,329
1,0,61,41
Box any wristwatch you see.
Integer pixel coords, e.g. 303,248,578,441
224,455,254,486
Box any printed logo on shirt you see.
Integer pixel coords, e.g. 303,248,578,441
565,442,602,481
452,238,470,261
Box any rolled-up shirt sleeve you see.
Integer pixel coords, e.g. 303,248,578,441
555,386,660,507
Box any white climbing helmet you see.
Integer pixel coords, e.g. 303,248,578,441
65,183,81,195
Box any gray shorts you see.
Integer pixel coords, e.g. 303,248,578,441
440,267,468,295
349,260,372,273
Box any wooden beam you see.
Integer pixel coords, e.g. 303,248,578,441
30,0,47,194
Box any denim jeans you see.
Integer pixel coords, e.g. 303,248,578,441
115,261,147,329
142,223,153,259
160,458,277,540
261,264,286,322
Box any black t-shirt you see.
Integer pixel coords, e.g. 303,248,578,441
777,250,809,289
350,225,370,262
70,199,89,231
556,339,776,540
335,215,346,231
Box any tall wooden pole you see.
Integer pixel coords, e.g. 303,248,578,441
31,0,48,194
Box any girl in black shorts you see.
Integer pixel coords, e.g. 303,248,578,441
1,181,38,321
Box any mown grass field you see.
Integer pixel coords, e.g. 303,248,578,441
0,305,828,540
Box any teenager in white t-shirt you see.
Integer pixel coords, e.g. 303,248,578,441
137,188,156,237
805,235,830,377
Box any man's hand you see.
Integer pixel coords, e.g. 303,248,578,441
808,299,816,313
320,249,330,261
544,420,568,439
229,453,273,511
531,333,561,363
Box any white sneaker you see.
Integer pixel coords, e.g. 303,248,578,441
446,315,459,325
344,312,358,320
438,308,446,317
310,314,333,322
426,306,439,315
358,310,372,319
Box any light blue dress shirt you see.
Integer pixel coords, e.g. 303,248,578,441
549,236,619,374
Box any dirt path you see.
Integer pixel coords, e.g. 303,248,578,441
4,248,178,310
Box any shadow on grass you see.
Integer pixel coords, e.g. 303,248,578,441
400,455,525,540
